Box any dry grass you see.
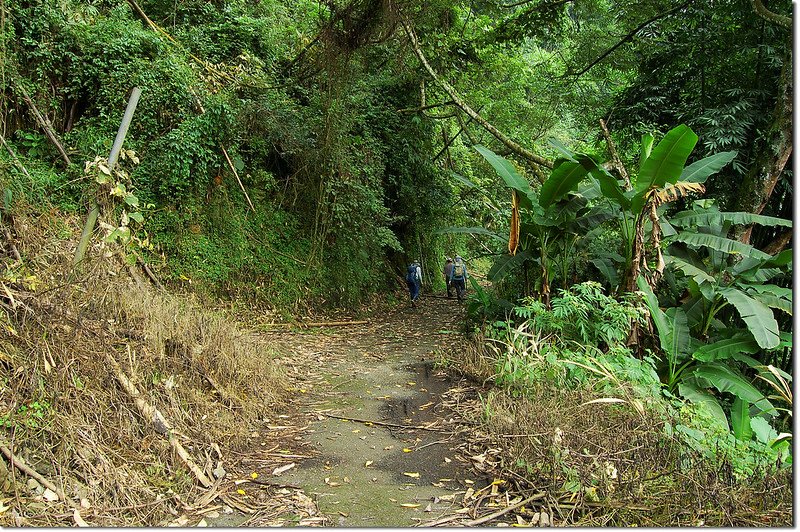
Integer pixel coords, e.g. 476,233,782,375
445,335,793,527
0,211,289,526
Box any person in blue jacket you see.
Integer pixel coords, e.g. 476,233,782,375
449,255,468,301
405,260,422,307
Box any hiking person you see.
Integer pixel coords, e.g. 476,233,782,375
443,257,454,298
406,259,422,307
449,255,468,301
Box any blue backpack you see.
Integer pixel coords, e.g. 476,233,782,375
406,263,418,282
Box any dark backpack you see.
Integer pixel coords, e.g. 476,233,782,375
406,263,418,282
452,261,465,279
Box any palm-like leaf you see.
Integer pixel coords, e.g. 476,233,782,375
488,251,532,282
670,211,792,229
717,287,780,349
693,362,775,417
475,145,534,208
679,151,738,183
692,334,760,362
670,232,772,260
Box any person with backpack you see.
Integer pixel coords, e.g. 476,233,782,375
449,255,468,301
406,259,422,307
443,257,454,298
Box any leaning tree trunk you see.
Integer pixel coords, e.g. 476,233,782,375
734,33,792,246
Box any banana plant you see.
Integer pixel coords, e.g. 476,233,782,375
540,125,737,294
637,276,789,435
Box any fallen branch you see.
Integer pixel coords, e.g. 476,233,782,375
3,229,21,262
318,412,450,433
105,352,213,488
0,443,67,501
463,492,546,526
13,82,72,166
263,319,369,328
0,132,32,179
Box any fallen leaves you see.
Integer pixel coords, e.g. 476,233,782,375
402,472,420,479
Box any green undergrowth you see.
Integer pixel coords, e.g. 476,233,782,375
450,282,791,526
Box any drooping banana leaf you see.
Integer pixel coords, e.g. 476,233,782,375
669,210,792,229
717,287,780,349
591,257,619,288
678,381,729,431
679,151,738,183
475,145,534,208
488,250,532,282
670,232,772,260
450,171,478,189
664,255,715,284
692,362,775,417
692,334,760,363
548,138,578,160
589,167,630,208
539,159,591,207
747,291,792,315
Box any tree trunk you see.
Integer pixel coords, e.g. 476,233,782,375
735,35,791,245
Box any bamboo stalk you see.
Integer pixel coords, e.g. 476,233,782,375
220,145,255,212
0,443,67,501
105,352,213,488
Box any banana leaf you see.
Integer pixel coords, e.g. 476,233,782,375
692,362,775,417
717,287,780,349
475,145,534,208
671,232,772,260
692,334,760,362
488,251,532,282
632,125,699,214
669,211,792,228
679,151,738,183
664,255,715,284
678,381,729,431
539,159,591,207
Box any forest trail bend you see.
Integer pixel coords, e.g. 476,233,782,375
228,295,500,527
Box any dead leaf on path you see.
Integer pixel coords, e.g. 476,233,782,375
464,479,474,485
402,448,413,453
272,463,296,476
464,487,474,500
42,489,59,502
400,503,420,508
444,457,452,463
168,515,190,527
73,509,89,527
455,507,471,514
403,472,420,479
196,518,208,527
425,503,433,512
365,461,373,467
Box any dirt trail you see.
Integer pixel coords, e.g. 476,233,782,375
222,294,497,527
